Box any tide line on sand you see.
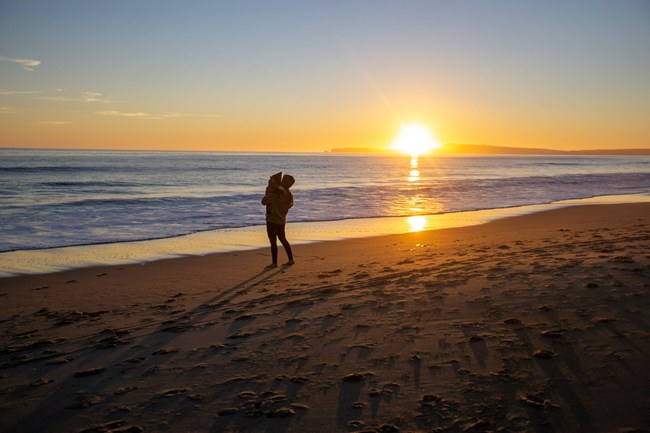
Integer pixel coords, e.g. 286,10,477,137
1,193,649,277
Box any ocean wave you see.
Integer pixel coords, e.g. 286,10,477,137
39,181,142,187
2,150,649,252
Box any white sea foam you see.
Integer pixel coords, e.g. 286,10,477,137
1,194,649,277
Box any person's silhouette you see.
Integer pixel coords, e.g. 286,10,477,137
261,173,295,267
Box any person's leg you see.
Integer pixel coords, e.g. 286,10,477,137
276,224,294,264
266,222,278,265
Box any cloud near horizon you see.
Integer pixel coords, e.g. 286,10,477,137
0,90,40,96
0,89,114,103
82,92,114,103
0,56,41,71
0,106,19,114
96,110,223,120
41,91,115,104
35,120,72,126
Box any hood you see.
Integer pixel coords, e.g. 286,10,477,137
280,174,295,189
269,172,282,184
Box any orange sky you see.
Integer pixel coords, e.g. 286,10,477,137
1,2,649,152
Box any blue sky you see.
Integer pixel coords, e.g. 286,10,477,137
1,0,649,151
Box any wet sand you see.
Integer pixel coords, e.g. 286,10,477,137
1,203,649,433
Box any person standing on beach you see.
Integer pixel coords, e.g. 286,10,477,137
262,172,295,267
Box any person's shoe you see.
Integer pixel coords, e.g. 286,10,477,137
265,263,278,268
284,260,295,266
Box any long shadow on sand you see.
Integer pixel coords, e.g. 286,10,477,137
2,265,287,433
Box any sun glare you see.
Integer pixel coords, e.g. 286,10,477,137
407,215,427,232
391,124,441,157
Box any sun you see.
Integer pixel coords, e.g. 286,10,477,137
390,124,441,157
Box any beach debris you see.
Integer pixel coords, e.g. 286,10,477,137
367,382,401,397
115,425,144,433
541,330,563,338
66,394,104,409
159,388,187,398
108,405,133,414
228,331,254,339
282,333,307,342
77,421,143,433
533,349,556,359
343,373,365,382
229,391,299,418
30,377,53,387
95,334,129,349
46,356,74,365
48,309,108,326
73,367,105,378
209,343,231,351
290,376,309,383
519,393,560,409
113,386,137,395
100,328,130,336
461,420,493,432
220,375,265,385
152,348,179,355
267,407,296,418
343,371,375,382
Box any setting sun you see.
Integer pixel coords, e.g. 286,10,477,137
390,124,441,157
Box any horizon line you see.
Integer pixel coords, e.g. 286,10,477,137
2,144,650,156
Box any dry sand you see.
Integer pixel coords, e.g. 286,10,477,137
1,203,649,433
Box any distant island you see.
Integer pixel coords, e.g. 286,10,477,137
330,144,650,156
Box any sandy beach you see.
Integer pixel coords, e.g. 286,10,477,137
1,202,649,433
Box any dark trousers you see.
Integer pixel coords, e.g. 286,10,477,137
266,222,293,264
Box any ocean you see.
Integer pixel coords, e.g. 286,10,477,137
2,148,650,255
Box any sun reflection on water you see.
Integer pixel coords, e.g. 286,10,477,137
407,215,427,232
408,156,420,183
406,156,425,212
392,154,445,231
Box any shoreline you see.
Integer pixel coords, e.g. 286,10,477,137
1,202,648,432
1,193,649,278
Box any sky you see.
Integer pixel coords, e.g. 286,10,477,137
1,0,649,152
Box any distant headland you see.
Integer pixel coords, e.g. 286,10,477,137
330,144,650,156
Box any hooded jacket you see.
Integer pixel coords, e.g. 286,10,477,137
262,174,294,225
